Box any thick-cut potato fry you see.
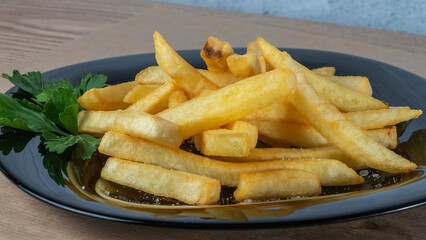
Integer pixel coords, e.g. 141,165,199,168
123,85,159,104
234,169,321,202
157,68,297,139
243,104,421,130
311,67,336,76
282,52,417,173
200,36,234,72
326,75,372,96
246,41,263,56
77,81,137,111
154,32,218,97
135,66,173,85
168,89,188,108
257,37,387,111
345,107,422,129
224,121,258,149
197,69,244,87
249,120,397,148
242,102,306,122
215,146,367,170
98,131,364,186
78,110,182,147
127,81,177,114
366,127,398,149
226,53,267,77
101,157,221,205
194,129,251,157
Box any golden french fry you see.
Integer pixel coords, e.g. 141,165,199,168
234,169,321,202
345,107,422,130
101,157,221,205
77,81,137,111
98,131,364,186
78,110,182,147
193,129,251,157
167,89,188,108
311,67,336,76
127,81,177,114
200,36,234,72
197,69,244,87
215,146,367,170
243,104,421,131
257,37,387,111
249,120,397,148
123,84,159,104
135,66,173,85
366,127,398,149
226,53,267,77
224,121,258,149
246,41,263,56
157,68,297,139
282,52,417,173
326,75,372,96
242,101,307,122
154,32,218,97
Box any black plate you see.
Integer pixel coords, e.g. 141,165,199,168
1,49,425,228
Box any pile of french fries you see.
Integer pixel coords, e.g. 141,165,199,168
77,32,422,205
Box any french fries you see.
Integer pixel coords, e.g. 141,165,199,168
257,37,387,111
281,52,417,173
194,129,252,157
123,84,159,104
311,67,336,76
126,81,177,114
200,36,234,72
101,157,221,205
157,68,297,139
344,107,422,129
326,75,373,96
234,169,321,202
78,110,182,147
77,81,137,111
215,146,367,170
224,121,258,149
154,32,219,97
135,66,173,85
167,89,188,108
197,69,244,87
76,32,421,207
226,53,267,77
249,120,398,148
98,131,364,186
243,104,421,130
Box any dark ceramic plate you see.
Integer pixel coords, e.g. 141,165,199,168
0,49,425,228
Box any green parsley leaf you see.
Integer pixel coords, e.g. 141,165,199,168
59,103,79,135
0,93,66,135
79,72,107,93
43,134,79,154
74,134,101,160
1,70,108,186
2,70,44,96
35,80,74,103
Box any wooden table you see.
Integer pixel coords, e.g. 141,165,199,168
1,1,425,239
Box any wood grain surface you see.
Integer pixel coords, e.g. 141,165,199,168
0,1,425,239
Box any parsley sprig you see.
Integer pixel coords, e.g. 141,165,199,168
1,70,107,160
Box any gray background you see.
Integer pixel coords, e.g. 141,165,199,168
151,0,426,35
